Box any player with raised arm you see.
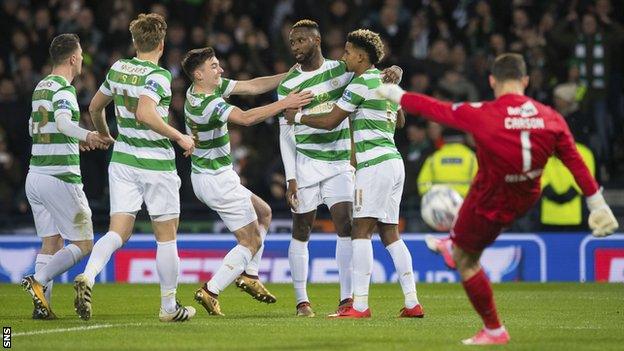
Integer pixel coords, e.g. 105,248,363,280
279,19,402,317
285,29,422,319
73,13,197,322
377,53,619,344
21,33,112,320
180,47,313,316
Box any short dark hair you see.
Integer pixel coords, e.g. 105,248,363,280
181,47,216,79
491,53,527,81
347,29,384,64
49,34,80,65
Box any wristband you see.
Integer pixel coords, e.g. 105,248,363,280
294,112,303,124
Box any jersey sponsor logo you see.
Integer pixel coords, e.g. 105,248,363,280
214,102,228,116
504,168,543,183
144,80,161,94
506,101,538,117
57,99,73,110
307,101,335,115
504,117,545,129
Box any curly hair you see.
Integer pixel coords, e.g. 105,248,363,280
346,29,385,64
129,13,167,53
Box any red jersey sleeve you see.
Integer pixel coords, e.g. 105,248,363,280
553,111,599,196
399,93,479,132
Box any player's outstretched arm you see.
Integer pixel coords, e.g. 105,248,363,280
377,83,474,132
230,64,300,95
284,104,350,131
228,90,313,126
136,96,194,157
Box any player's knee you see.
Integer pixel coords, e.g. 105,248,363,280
335,218,352,237
292,230,310,242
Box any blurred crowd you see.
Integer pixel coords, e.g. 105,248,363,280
1,0,623,229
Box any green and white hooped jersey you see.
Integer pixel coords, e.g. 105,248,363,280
277,60,354,162
335,68,402,170
184,78,237,174
99,58,175,171
29,75,82,183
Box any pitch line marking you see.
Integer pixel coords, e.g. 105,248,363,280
13,322,144,337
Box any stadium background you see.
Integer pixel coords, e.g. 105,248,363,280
0,1,623,233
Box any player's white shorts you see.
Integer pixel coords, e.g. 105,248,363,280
191,169,257,232
353,158,404,224
293,169,354,214
108,163,181,216
25,172,93,241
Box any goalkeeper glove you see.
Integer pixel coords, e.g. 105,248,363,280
376,83,405,104
586,190,619,237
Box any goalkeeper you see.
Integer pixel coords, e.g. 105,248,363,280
377,53,618,345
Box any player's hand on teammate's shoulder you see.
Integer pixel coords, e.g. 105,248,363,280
284,108,299,124
381,65,403,84
175,134,195,157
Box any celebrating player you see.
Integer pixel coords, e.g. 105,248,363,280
73,13,196,322
285,29,423,318
377,53,619,344
181,47,313,316
22,33,113,319
279,19,402,317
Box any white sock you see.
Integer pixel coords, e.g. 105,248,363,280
245,227,267,276
206,245,252,295
288,238,309,304
352,239,373,312
35,254,53,304
156,240,179,313
33,244,83,286
336,236,353,301
386,239,419,308
83,231,123,285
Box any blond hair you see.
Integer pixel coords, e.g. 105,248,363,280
292,19,319,31
347,29,384,64
129,13,167,53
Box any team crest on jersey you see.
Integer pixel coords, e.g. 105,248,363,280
57,99,73,110
145,80,160,94
215,101,228,115
317,92,330,103
331,78,340,88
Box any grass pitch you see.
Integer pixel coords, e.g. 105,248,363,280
1,283,623,350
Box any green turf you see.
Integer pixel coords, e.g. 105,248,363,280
1,283,623,350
